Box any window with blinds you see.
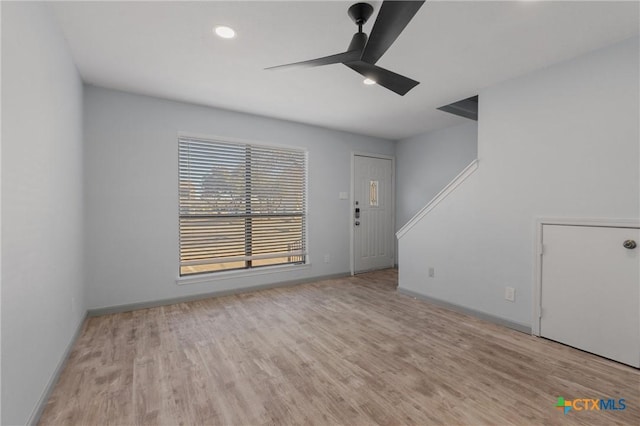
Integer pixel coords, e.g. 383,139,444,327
179,137,307,276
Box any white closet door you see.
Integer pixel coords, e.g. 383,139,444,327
540,224,639,367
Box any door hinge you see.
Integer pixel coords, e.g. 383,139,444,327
539,308,543,319
539,243,546,256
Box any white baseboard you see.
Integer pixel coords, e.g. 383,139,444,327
397,287,531,334
88,272,351,317
27,312,88,426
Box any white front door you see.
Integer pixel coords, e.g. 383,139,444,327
540,224,640,367
353,155,394,273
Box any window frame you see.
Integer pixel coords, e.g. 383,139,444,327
177,133,309,279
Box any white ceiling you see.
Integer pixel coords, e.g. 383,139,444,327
50,1,639,140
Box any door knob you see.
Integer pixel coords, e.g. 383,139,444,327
355,221,360,226
623,240,637,249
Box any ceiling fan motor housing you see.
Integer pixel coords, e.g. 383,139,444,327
347,32,368,52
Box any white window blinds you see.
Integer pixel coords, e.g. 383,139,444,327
179,137,307,276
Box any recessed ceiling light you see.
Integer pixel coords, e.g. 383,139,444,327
214,26,236,39
363,78,376,85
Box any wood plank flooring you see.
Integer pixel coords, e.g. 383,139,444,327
40,269,639,425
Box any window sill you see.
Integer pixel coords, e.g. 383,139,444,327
175,263,311,286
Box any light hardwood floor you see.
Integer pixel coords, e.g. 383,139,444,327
40,269,639,425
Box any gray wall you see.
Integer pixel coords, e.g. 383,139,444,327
1,3,86,424
84,86,394,310
398,36,639,328
395,122,477,230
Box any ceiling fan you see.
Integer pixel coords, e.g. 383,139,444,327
266,1,425,96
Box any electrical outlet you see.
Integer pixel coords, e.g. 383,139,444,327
505,286,515,302
428,267,435,278
324,254,330,263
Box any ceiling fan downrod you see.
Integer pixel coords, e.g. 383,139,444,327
348,2,374,33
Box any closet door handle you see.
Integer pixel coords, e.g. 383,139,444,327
623,240,637,249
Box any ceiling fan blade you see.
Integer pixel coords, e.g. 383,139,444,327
345,61,419,96
361,0,425,64
266,50,361,70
